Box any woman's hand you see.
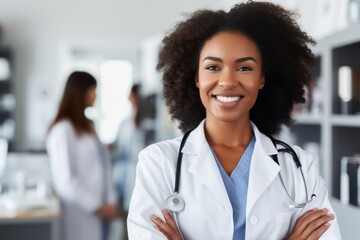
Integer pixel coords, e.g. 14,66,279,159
287,208,335,240
95,204,119,220
150,209,182,240
150,208,334,240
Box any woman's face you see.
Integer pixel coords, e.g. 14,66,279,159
197,31,264,124
86,86,97,107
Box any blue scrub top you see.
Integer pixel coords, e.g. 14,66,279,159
210,137,255,240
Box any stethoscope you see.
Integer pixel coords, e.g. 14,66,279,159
166,130,317,213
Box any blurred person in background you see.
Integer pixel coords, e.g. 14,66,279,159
112,83,144,239
46,71,118,240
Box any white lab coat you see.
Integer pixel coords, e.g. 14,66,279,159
46,120,116,240
113,116,145,210
128,120,341,240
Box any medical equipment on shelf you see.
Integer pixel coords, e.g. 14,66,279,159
166,130,316,213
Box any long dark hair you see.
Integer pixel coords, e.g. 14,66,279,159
157,1,315,135
130,83,141,128
48,71,97,135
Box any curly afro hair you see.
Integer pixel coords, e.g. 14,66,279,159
157,0,315,136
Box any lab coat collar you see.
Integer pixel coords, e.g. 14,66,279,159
250,122,278,157
181,119,206,155
182,119,281,214
246,122,281,215
182,120,232,210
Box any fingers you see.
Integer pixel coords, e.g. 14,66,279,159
307,222,331,240
162,209,181,235
150,214,170,239
301,209,334,238
293,208,322,233
289,208,334,240
150,210,181,240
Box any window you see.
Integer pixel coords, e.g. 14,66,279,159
70,57,133,144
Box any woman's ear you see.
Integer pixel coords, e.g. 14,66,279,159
195,72,199,88
259,75,265,89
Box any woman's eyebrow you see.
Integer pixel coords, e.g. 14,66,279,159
236,56,257,63
202,56,222,62
202,56,257,63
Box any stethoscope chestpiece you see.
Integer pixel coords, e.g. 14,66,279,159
166,192,185,213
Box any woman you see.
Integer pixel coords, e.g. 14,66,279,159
113,83,144,239
128,1,341,240
46,71,118,240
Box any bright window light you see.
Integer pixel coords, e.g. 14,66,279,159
69,58,133,144
98,60,133,144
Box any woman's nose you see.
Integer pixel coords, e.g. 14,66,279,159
218,71,238,90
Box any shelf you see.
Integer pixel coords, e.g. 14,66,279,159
331,126,360,199
285,23,360,237
0,110,12,118
331,114,360,127
0,81,11,91
279,124,321,150
0,45,14,150
292,113,322,125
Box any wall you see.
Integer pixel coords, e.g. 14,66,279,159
0,0,229,150
0,0,351,150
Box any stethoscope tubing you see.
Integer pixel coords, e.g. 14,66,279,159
168,130,316,212
174,130,192,193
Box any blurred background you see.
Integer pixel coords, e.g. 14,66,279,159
0,0,348,151
0,0,360,239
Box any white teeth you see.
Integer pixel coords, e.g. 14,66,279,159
216,96,241,103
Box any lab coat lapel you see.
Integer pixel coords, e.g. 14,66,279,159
182,120,232,210
246,124,281,215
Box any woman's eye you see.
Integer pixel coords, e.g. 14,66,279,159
237,66,253,71
206,65,220,71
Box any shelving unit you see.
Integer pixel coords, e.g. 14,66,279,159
283,22,360,239
0,44,15,151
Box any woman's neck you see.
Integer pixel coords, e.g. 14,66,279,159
204,118,254,148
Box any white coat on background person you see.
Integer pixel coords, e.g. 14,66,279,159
115,116,145,211
127,120,341,240
46,71,118,240
112,83,144,212
47,120,117,240
111,83,144,240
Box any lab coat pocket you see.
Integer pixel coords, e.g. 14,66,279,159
274,211,292,240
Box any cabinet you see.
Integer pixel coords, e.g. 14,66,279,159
0,45,15,150
0,197,60,240
281,22,360,239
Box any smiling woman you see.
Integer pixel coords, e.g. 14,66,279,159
196,31,265,175
127,1,342,240
197,32,265,127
